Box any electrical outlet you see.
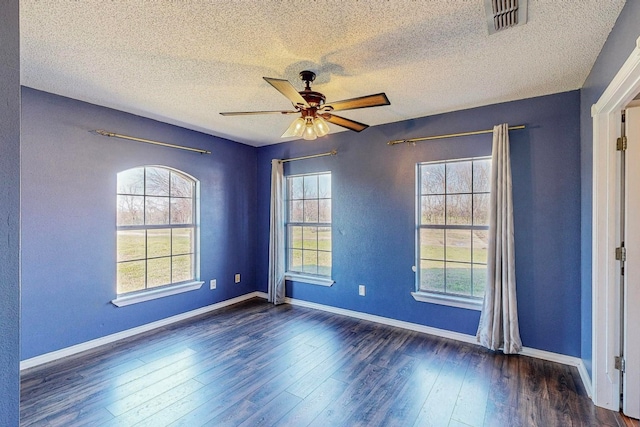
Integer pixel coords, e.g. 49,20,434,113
235,273,241,283
359,285,365,296
210,279,216,290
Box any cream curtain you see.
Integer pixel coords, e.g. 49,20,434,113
476,123,522,354
268,159,286,305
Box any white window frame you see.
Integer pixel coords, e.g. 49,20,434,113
284,171,334,287
112,166,202,307
412,157,490,311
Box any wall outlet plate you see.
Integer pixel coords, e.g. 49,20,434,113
235,274,240,283
359,285,365,296
210,279,216,290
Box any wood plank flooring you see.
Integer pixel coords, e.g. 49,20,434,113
20,298,632,426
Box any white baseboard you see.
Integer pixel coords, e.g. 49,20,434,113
577,359,593,398
20,291,265,371
283,296,593,397
21,290,593,399
283,297,478,345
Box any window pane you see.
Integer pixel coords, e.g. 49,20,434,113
304,175,318,198
170,172,193,198
302,226,318,250
146,167,170,196
473,194,489,226
445,262,472,296
147,257,171,288
421,195,445,225
172,228,193,255
289,226,302,249
147,229,171,258
289,177,304,200
473,230,488,264
118,168,144,195
170,198,193,224
446,162,472,193
304,200,318,222
417,158,490,300
145,197,170,225
318,199,331,223
290,249,302,272
317,227,331,252
290,200,304,222
420,260,444,292
445,229,471,262
303,251,318,274
446,194,472,225
318,251,331,277
473,159,491,193
420,228,444,260
172,255,193,283
472,264,487,298
117,260,145,294
421,163,445,195
116,166,198,296
117,230,145,262
117,195,144,226
318,174,331,198
286,172,331,279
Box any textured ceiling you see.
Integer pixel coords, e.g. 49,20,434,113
21,1,625,147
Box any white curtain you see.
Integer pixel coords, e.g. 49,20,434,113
268,159,286,305
476,123,522,354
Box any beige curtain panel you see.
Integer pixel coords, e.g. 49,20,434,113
477,123,522,354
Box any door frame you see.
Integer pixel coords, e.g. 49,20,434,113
592,35,640,410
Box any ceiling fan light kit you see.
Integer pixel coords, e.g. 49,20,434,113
220,70,390,140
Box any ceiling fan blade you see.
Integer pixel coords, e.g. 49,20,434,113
220,110,298,116
263,77,310,108
323,93,390,112
322,114,369,132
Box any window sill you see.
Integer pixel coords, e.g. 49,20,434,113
285,272,334,287
111,281,204,307
411,291,482,311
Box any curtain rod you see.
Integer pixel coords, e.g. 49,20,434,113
387,125,526,146
91,130,212,154
280,150,337,163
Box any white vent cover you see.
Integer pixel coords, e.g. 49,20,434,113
485,0,528,34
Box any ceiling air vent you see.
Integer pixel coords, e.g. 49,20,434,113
485,0,528,34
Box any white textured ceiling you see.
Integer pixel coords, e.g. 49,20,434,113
21,1,625,147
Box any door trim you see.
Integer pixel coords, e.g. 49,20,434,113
592,35,640,410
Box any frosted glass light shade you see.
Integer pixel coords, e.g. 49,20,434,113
282,117,305,138
313,117,330,137
303,120,317,140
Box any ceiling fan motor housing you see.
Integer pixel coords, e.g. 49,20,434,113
298,71,326,110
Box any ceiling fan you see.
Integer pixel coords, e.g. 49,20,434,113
220,70,390,140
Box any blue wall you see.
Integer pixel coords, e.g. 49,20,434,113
20,88,258,359
0,0,20,424
580,0,640,377
257,91,582,356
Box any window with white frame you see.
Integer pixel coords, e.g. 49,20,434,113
116,166,198,295
286,172,332,278
417,157,490,301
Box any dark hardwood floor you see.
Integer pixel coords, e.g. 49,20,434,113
21,298,631,426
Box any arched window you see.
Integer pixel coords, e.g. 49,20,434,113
116,166,198,296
